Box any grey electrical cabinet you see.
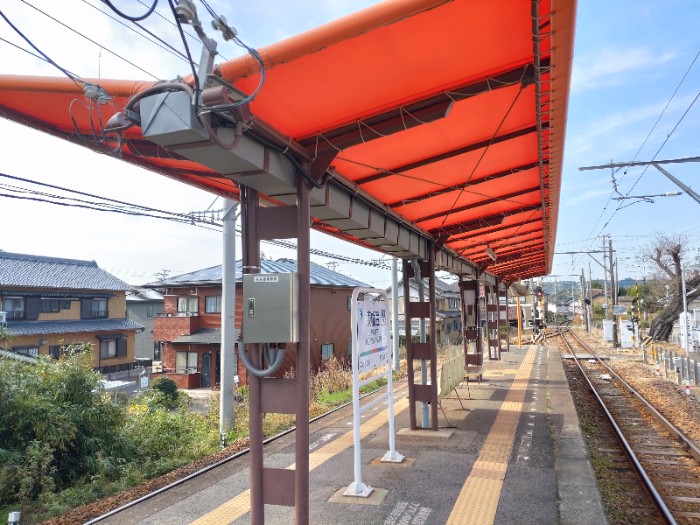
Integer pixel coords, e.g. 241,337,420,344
242,272,299,343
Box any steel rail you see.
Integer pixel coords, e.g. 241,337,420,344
85,381,405,524
558,329,677,525
568,330,700,463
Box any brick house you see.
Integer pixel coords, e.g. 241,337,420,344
148,258,367,389
0,251,143,371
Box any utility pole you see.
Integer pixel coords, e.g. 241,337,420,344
581,269,589,332
220,199,238,442
588,262,594,331
602,236,609,319
609,237,618,347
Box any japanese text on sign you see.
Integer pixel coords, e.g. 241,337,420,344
356,301,389,374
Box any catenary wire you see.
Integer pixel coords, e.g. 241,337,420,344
19,0,160,80
79,0,193,65
101,0,158,22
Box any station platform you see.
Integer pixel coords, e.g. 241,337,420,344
102,345,607,525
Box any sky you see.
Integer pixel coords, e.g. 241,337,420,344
1,1,700,288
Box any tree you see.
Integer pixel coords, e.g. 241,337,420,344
646,234,700,341
0,324,12,350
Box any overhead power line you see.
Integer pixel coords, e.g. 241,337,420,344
0,172,392,272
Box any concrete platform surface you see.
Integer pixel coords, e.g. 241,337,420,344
101,345,607,525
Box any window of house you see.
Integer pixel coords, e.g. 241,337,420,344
147,304,154,317
153,341,163,361
99,336,126,360
205,295,222,313
48,345,64,359
2,297,25,320
321,343,334,361
82,298,108,319
177,296,198,315
176,351,198,374
92,299,108,318
41,299,60,313
100,340,117,359
13,346,38,357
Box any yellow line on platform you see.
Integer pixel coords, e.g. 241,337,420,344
191,397,409,525
482,369,518,377
446,347,536,525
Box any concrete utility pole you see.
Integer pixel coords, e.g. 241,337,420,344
581,269,589,332
602,236,609,319
220,199,238,441
609,237,618,346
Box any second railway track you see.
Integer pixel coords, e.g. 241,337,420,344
558,328,700,524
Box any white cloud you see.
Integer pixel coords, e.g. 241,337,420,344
572,47,675,92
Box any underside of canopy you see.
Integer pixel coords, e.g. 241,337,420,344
0,0,576,283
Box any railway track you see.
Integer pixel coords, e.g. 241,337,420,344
81,380,406,524
558,328,700,525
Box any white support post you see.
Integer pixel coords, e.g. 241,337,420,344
345,287,404,498
220,199,238,442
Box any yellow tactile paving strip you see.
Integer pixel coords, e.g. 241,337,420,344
482,369,518,378
191,397,410,525
446,347,536,525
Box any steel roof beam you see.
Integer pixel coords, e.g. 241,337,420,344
356,122,547,186
462,237,543,261
434,203,543,237
467,240,545,263
299,60,547,158
416,185,541,224
451,221,542,251
388,160,541,208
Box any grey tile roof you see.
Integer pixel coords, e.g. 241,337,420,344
146,259,368,288
5,318,144,337
0,252,131,291
126,287,164,302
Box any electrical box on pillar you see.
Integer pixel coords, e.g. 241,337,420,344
243,273,299,343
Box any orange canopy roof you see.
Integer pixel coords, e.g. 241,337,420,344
0,0,576,283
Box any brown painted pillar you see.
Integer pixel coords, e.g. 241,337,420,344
295,181,310,523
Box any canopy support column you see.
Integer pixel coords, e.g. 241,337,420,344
241,182,311,524
402,248,438,430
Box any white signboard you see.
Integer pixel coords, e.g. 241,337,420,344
356,301,389,374
680,312,692,350
603,319,614,342
346,287,403,498
612,305,627,316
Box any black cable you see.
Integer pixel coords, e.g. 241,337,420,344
101,0,158,22
0,172,204,221
0,9,82,86
80,0,192,65
166,0,200,104
245,129,323,189
20,0,160,81
0,36,50,64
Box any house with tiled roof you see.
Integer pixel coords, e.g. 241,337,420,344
0,251,143,372
147,258,368,389
386,276,461,345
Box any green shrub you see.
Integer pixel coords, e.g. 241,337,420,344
150,376,178,401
